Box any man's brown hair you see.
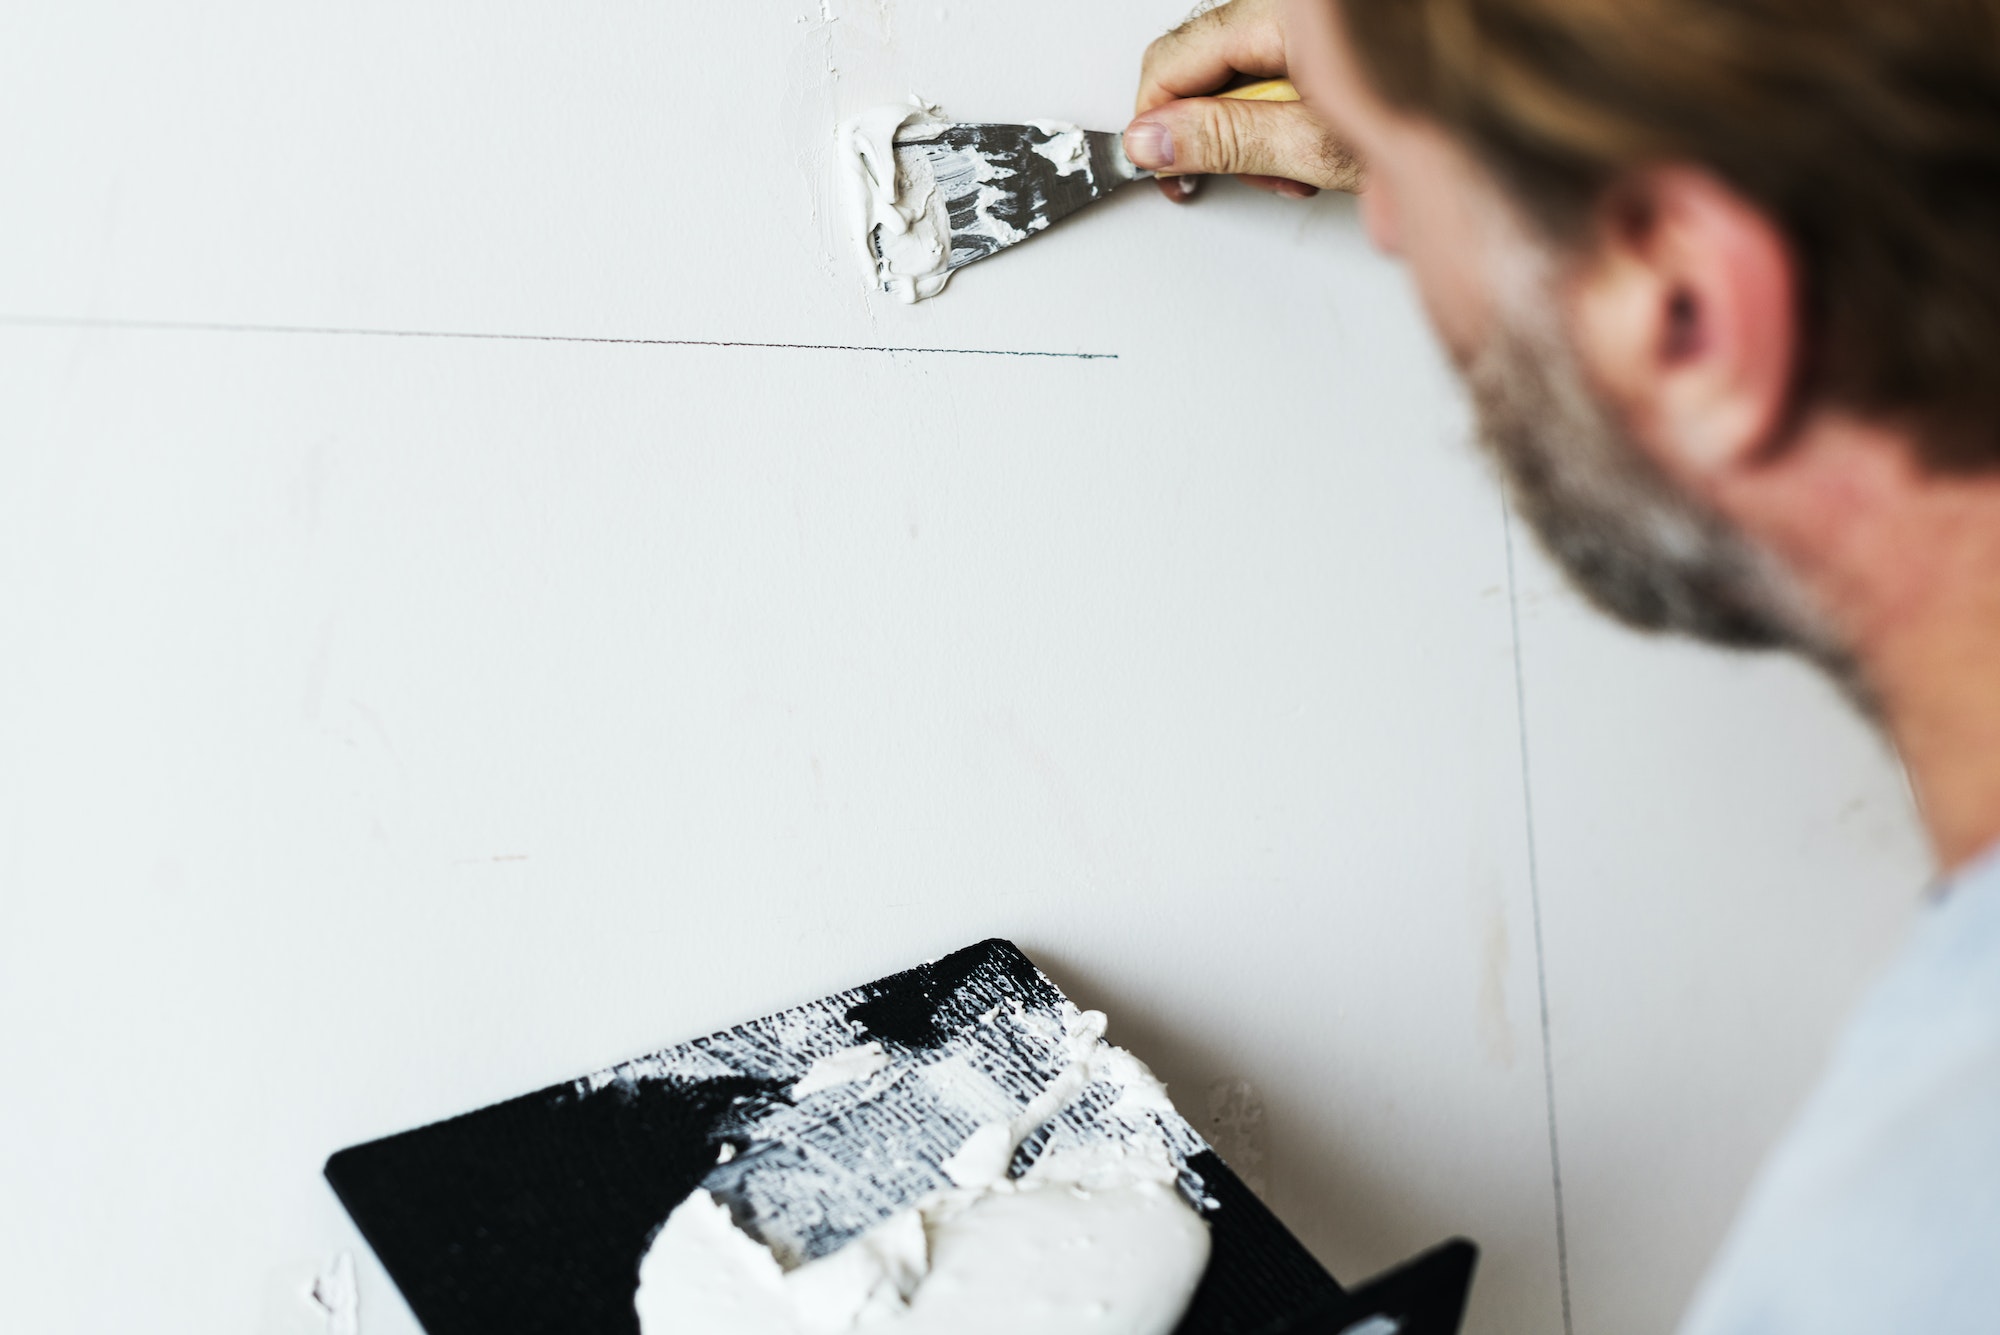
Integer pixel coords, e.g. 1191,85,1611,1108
1338,0,2000,468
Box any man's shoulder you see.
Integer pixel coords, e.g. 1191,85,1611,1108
1678,852,2000,1335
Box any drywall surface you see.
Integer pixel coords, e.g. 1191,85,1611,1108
0,3,1929,1334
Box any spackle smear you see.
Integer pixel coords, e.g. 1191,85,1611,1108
838,99,953,303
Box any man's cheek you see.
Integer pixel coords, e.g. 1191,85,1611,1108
1361,183,1400,254
1403,237,1495,371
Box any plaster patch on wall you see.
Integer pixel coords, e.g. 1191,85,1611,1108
1205,1077,1268,1199
311,1253,359,1335
262,1253,358,1335
784,0,903,290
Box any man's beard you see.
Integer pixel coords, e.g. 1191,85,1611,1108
1461,271,1867,703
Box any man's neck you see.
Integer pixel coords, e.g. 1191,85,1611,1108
1869,559,2000,874
1770,418,2000,872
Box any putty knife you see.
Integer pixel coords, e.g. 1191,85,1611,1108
891,122,1149,276
863,79,1298,298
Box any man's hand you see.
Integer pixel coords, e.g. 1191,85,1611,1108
1127,0,1364,202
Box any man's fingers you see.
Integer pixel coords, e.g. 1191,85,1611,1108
1124,97,1366,194
1135,0,1286,115
1129,0,1363,201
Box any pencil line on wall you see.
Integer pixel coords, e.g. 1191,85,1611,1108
0,313,1118,361
1502,490,1576,1335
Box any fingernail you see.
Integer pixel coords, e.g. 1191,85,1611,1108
1277,180,1317,199
1171,174,1200,199
1124,120,1174,169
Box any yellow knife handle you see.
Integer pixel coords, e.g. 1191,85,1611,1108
1217,78,1299,102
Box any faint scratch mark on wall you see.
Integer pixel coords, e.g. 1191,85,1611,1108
1502,491,1574,1335
291,437,329,538
1477,902,1517,1069
300,613,335,723
0,315,1116,361
996,708,1104,885
346,699,403,772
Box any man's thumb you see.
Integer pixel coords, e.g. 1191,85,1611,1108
1123,97,1361,192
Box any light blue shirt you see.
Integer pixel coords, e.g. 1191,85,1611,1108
1679,843,2000,1334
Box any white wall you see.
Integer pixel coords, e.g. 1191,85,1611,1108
0,4,1932,1333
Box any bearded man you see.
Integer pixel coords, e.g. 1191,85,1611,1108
1122,1,2000,1330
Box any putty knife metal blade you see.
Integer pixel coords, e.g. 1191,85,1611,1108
892,124,1147,274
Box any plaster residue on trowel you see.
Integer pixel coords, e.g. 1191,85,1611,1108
577,994,1212,1265
633,1005,1211,1335
792,1040,892,1097
1028,122,1091,177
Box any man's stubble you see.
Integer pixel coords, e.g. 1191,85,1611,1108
1461,245,1869,707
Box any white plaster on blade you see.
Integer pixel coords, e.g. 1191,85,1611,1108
836,102,1145,303
1027,122,1090,177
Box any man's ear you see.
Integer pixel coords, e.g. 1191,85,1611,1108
1568,167,1799,486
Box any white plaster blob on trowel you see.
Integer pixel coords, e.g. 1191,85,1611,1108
634,1147,1210,1335
632,1011,1213,1335
790,1041,892,1098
